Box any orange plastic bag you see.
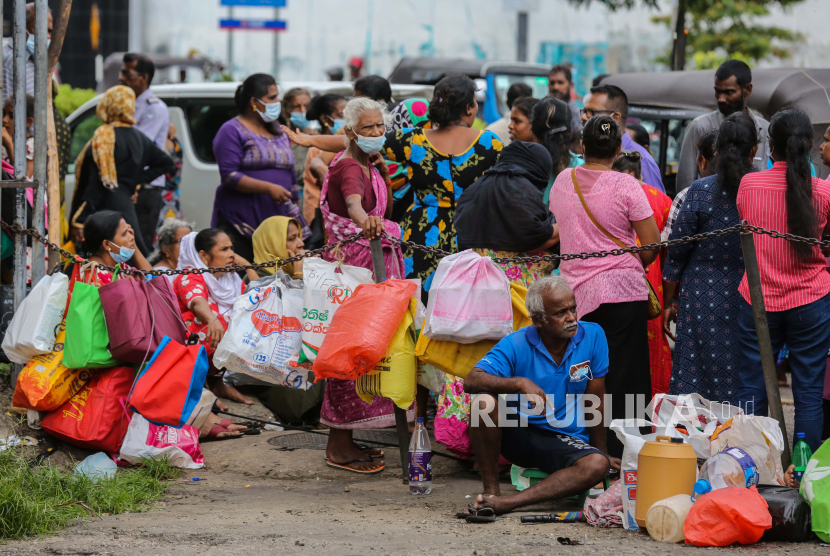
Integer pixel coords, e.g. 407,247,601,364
684,486,772,546
313,279,417,381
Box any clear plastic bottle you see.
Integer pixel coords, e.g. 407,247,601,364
408,417,432,495
693,446,763,500
792,432,813,483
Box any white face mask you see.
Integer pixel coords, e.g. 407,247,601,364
255,98,282,123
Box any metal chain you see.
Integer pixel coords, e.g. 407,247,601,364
0,219,363,277
4,218,830,276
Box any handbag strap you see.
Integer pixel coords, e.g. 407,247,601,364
572,167,637,259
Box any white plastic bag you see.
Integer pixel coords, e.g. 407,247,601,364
119,414,204,469
423,250,512,344
417,363,444,393
651,393,733,459
611,418,664,531
297,258,373,364
709,415,784,485
214,280,308,389
2,272,68,363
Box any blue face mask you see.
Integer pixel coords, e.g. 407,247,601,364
289,112,310,130
255,99,281,123
330,118,346,134
108,241,135,264
354,133,387,155
25,34,50,56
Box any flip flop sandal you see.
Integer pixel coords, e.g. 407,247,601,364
201,424,243,442
325,458,385,475
355,444,385,458
455,504,496,523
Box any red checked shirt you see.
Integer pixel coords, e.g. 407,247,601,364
737,161,830,311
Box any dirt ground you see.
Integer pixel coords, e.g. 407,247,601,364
2,384,825,556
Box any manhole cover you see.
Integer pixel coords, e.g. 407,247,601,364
267,430,400,450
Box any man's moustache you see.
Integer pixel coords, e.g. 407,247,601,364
563,323,578,331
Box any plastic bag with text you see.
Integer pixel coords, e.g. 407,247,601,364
118,413,204,469
214,279,308,389
651,393,730,459
2,272,68,363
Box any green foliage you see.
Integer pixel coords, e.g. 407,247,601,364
652,0,806,69
0,362,11,385
54,84,97,119
0,449,180,541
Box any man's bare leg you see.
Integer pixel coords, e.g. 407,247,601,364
474,453,610,515
468,394,502,495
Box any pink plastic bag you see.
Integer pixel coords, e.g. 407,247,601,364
424,250,512,344
118,413,204,469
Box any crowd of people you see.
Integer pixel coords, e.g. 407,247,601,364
12,48,830,517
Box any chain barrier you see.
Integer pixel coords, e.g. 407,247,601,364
3,218,829,278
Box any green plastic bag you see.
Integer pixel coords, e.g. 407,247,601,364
63,280,122,369
801,439,830,542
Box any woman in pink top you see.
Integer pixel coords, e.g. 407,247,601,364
737,109,830,452
551,115,660,458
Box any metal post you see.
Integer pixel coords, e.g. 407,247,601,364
516,11,528,62
370,238,411,483
271,7,280,79
11,0,27,386
740,230,792,468
31,0,47,286
670,0,687,71
227,7,234,76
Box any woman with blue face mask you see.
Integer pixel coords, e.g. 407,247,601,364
82,210,153,282
212,73,310,263
278,88,313,211
314,97,411,475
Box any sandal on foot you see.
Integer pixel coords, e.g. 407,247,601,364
325,458,385,475
356,444,384,458
201,424,243,442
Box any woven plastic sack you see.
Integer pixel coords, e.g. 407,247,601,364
423,250,512,344
14,321,94,411
356,301,417,410
313,279,416,381
2,272,68,363
684,486,772,546
118,413,204,469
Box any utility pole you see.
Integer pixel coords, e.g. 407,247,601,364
272,7,280,79
517,11,528,62
671,0,687,71
227,7,234,77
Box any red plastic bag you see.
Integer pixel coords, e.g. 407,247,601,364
41,366,134,453
685,486,772,546
313,280,417,381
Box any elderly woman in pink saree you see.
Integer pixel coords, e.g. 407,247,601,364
316,97,413,475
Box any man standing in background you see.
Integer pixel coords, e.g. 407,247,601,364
486,82,532,146
3,3,53,102
547,64,582,137
119,52,169,254
675,60,769,192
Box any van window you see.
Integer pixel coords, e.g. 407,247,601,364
493,74,549,117
185,102,239,164
69,112,103,163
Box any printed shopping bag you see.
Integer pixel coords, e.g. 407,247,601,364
14,321,95,411
313,279,417,381
63,268,123,369
100,272,187,364
423,250,512,344
356,300,417,410
214,279,308,388
2,271,68,363
119,413,204,469
298,258,373,364
41,366,134,453
128,336,209,428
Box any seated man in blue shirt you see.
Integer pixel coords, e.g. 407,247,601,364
463,276,619,515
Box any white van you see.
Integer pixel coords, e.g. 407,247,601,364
65,81,433,230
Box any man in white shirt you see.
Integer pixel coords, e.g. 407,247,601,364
486,83,532,146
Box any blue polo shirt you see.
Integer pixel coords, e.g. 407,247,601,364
476,323,609,442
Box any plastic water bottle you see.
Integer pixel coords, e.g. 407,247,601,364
693,446,763,499
408,417,432,495
793,432,813,483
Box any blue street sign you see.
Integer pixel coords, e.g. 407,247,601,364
220,19,287,31
220,0,286,6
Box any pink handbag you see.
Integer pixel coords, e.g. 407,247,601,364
99,270,187,364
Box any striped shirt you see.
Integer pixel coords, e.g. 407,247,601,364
2,41,35,103
736,161,830,311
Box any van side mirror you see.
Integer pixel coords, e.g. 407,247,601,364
474,78,487,104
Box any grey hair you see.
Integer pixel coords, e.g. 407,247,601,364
147,218,193,265
525,276,573,322
343,96,390,130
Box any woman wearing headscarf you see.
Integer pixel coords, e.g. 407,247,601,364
441,141,558,461
173,228,259,405
70,85,175,255
251,215,306,279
